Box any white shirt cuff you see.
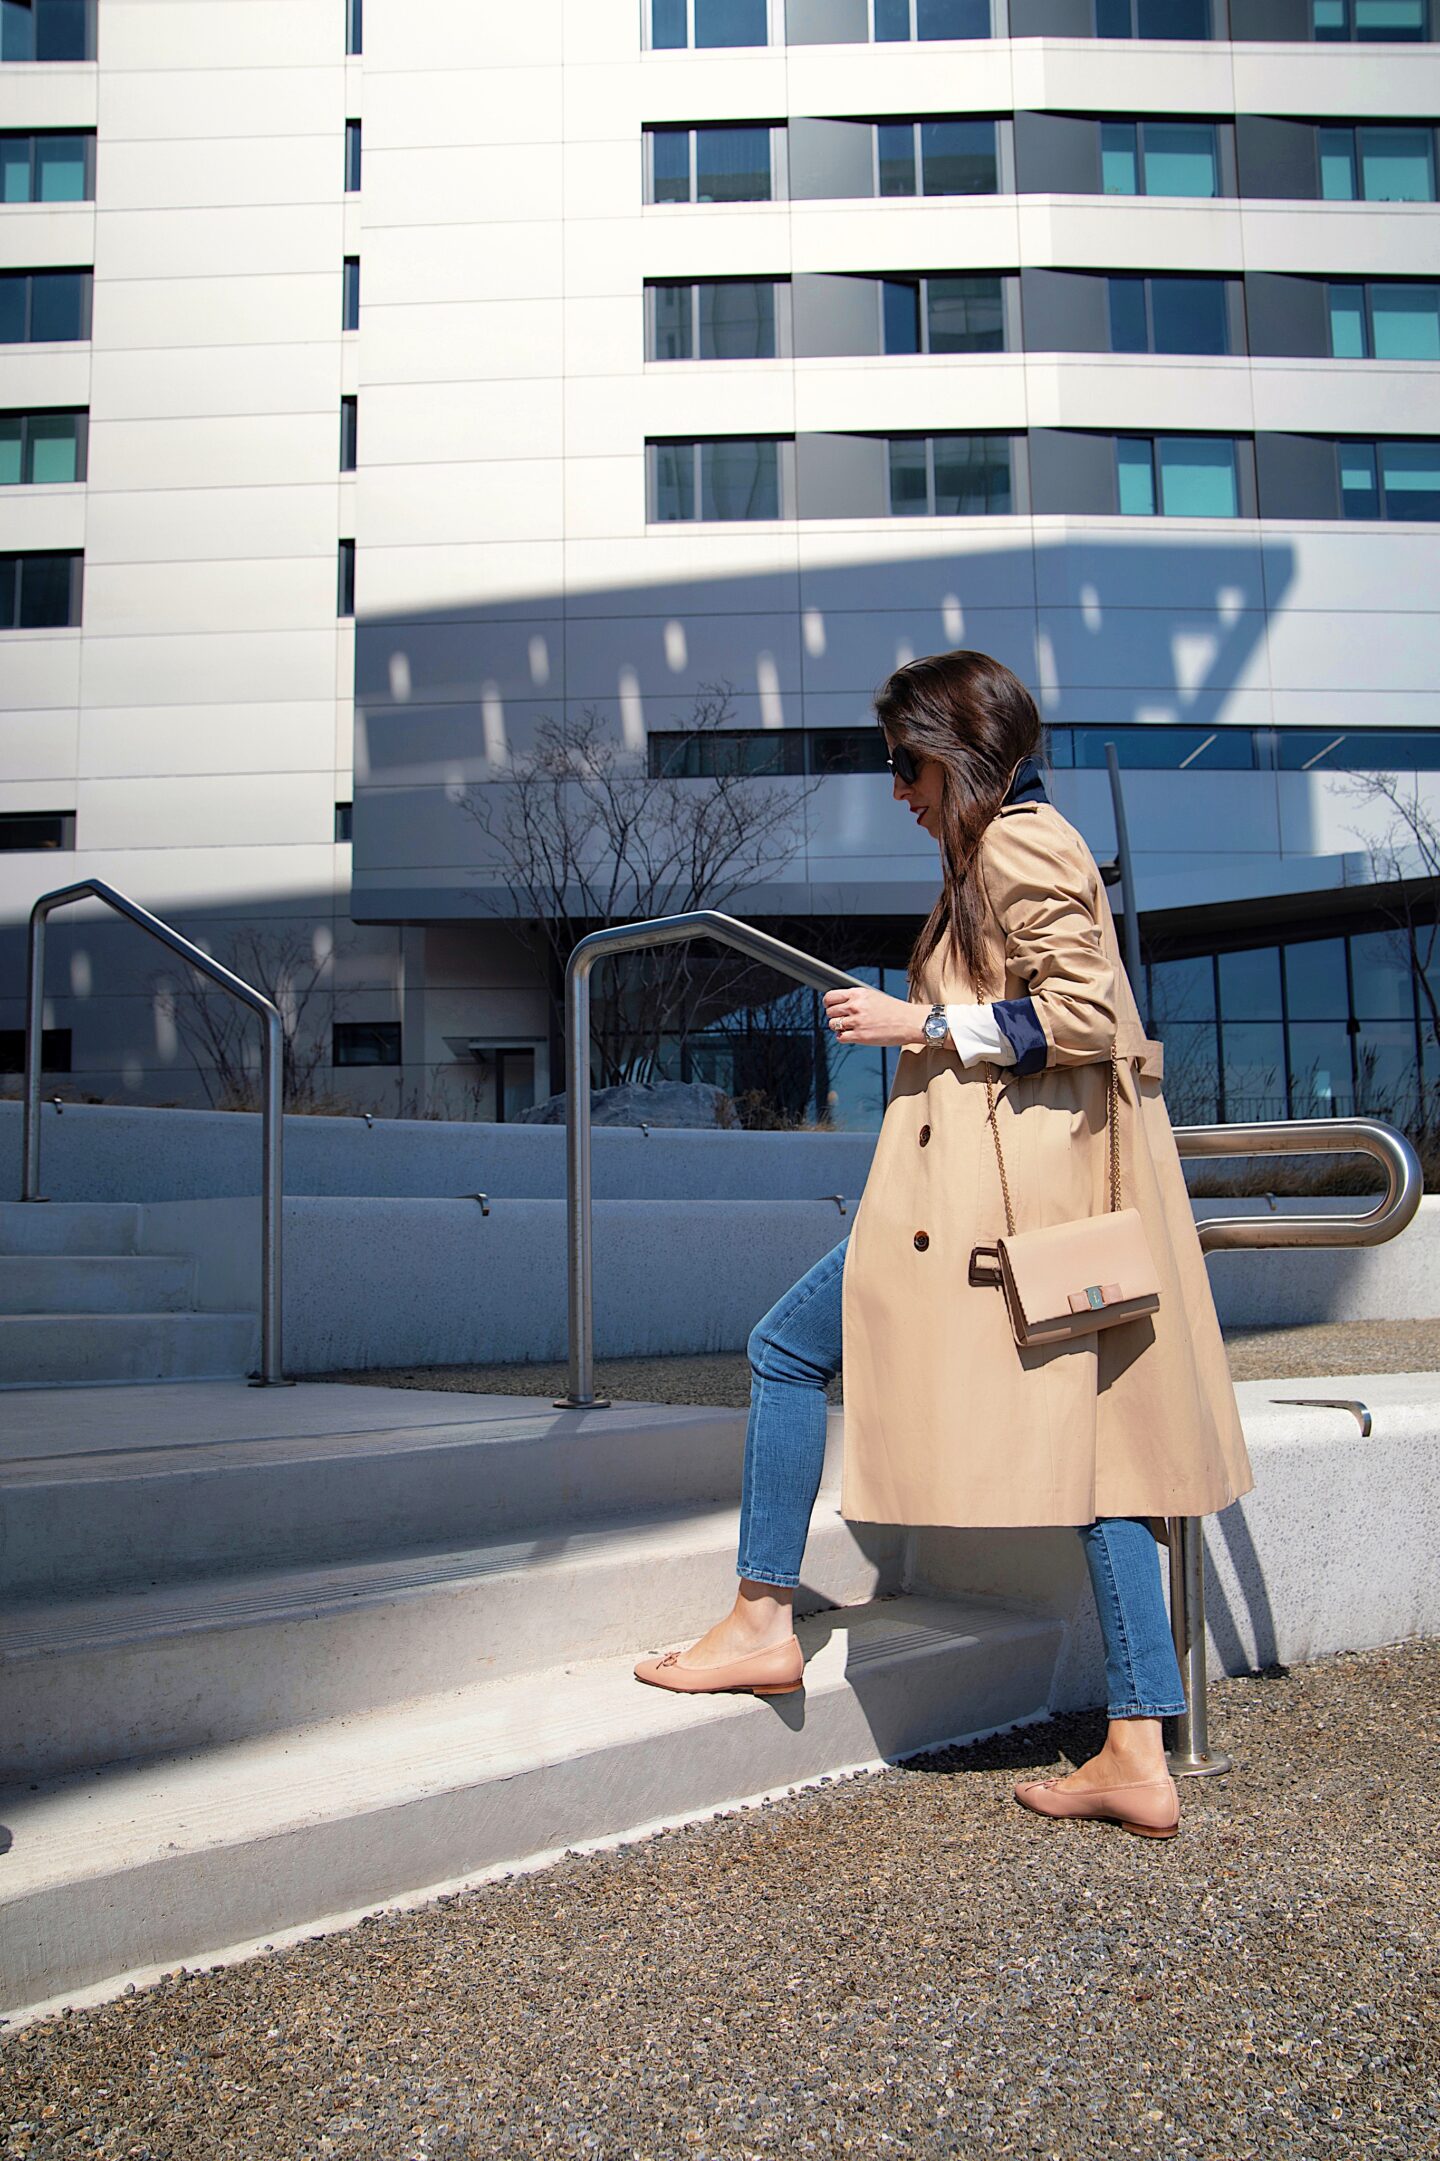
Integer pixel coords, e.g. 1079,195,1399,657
943,1002,1016,1067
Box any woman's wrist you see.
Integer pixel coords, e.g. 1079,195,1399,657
908,1001,933,1045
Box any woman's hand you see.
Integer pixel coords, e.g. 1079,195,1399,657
822,985,927,1048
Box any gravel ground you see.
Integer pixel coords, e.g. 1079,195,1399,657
4,1638,1437,2161
312,1316,1440,1407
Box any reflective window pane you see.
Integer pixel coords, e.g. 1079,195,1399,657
1328,284,1368,357
1380,440,1440,520
1313,0,1346,28
1355,0,1426,30
877,122,917,194
0,417,21,486
1142,124,1217,198
1283,937,1348,1021
916,0,990,33
27,412,81,483
1116,436,1156,514
926,275,1003,352
694,0,768,45
1369,284,1440,360
651,128,692,204
29,271,88,342
1101,122,1138,194
0,276,25,343
882,278,921,354
36,0,88,58
1354,1020,1420,1119
1318,127,1357,199
1138,0,1207,28
35,134,86,202
1158,1022,1221,1122
1156,436,1236,517
0,139,29,203
695,126,772,202
1339,440,1380,518
699,280,775,357
1359,126,1435,201
1096,0,1132,29
920,120,995,195
1219,946,1282,1019
825,1044,887,1131
1223,1020,1287,1120
874,0,911,36
651,283,692,361
1149,276,1229,355
17,551,76,628
1349,927,1415,1017
1287,1021,1353,1112
654,443,695,521
652,0,686,44
1108,276,1148,353
932,434,1010,513
888,437,928,513
1150,954,1217,1024
700,437,778,518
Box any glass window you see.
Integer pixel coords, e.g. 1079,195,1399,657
1354,0,1427,31
1156,435,1237,517
1328,284,1368,356
0,418,18,486
1349,926,1415,1017
1220,946,1282,1019
1283,937,1348,1021
695,124,771,202
1354,1020,1419,1119
1277,728,1440,770
337,538,355,618
917,0,990,30
651,282,693,360
654,442,696,521
927,275,1004,351
342,257,360,332
1380,440,1440,519
701,437,778,518
340,396,357,472
808,728,889,774
1116,436,1156,514
1340,440,1380,517
1100,0,1211,29
0,812,73,851
1,550,82,629
1157,1022,1221,1122
1359,125,1434,201
877,122,917,195
699,279,775,357
694,0,767,41
882,279,922,353
650,128,691,204
1369,284,1440,360
2,410,86,484
888,437,929,513
1,0,93,60
0,270,89,344
1319,127,1358,198
933,433,1010,512
921,119,997,193
333,1022,401,1068
35,132,88,200
1287,1021,1353,1112
1101,122,1138,194
1222,1020,1287,1120
344,119,361,193
1108,277,1149,353
1149,276,1229,355
875,0,911,34
825,1041,888,1130
652,0,687,42
1149,954,1217,1024
1142,122,1218,197
346,0,362,54
0,138,26,200
1071,724,1257,769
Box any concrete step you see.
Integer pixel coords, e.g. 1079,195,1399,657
0,1202,142,1257
0,1254,197,1316
0,1498,904,1782
0,1314,257,1391
2,1382,759,1600
0,1592,1063,2020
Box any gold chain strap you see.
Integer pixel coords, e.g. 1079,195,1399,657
982,1027,1123,1235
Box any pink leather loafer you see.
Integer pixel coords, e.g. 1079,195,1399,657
1012,1769,1181,1839
634,1634,805,1697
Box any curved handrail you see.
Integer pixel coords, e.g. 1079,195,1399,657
20,879,289,1385
1179,1117,1422,1252
558,910,869,1412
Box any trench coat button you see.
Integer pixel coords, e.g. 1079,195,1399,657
918,1123,931,1146
913,1230,929,1250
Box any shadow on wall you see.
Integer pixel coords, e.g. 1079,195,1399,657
350,529,1298,921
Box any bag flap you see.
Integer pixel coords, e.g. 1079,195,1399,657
998,1208,1158,1327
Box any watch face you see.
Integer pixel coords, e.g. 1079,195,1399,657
924,1012,948,1041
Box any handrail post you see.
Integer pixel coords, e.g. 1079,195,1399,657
20,879,292,1387
1165,1514,1232,1778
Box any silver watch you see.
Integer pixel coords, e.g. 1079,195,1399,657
922,1002,949,1045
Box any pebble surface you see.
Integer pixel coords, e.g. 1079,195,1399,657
316,1316,1440,1408
4,1640,1437,2160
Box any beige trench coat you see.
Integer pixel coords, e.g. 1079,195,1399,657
839,796,1255,1530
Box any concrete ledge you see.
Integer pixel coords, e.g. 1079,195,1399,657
907,1371,1440,1715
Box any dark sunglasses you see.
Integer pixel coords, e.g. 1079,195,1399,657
882,736,920,787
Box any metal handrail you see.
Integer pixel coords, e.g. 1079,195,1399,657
20,879,290,1386
557,908,1426,1780
556,910,869,1413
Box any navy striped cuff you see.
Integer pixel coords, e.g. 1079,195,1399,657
992,996,1047,1076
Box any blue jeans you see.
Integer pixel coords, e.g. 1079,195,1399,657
736,1235,1188,1723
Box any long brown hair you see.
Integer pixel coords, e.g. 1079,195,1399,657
875,649,1044,1002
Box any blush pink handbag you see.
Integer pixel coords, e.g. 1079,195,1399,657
968,1043,1162,1349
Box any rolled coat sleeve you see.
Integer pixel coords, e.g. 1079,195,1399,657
978,812,1118,1074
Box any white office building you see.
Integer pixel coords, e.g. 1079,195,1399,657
2,0,1438,1131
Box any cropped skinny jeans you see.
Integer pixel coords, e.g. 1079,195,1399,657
736,1235,1187,1723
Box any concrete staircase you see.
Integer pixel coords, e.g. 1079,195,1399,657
0,1203,256,1387
0,1381,1064,2020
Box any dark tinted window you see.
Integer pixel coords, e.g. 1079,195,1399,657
0,1027,72,1074
334,1022,401,1067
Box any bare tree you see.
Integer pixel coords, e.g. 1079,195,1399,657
1337,767,1440,1126
453,686,828,1091
155,925,340,1111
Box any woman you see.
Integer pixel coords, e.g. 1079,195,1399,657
635,650,1254,1840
